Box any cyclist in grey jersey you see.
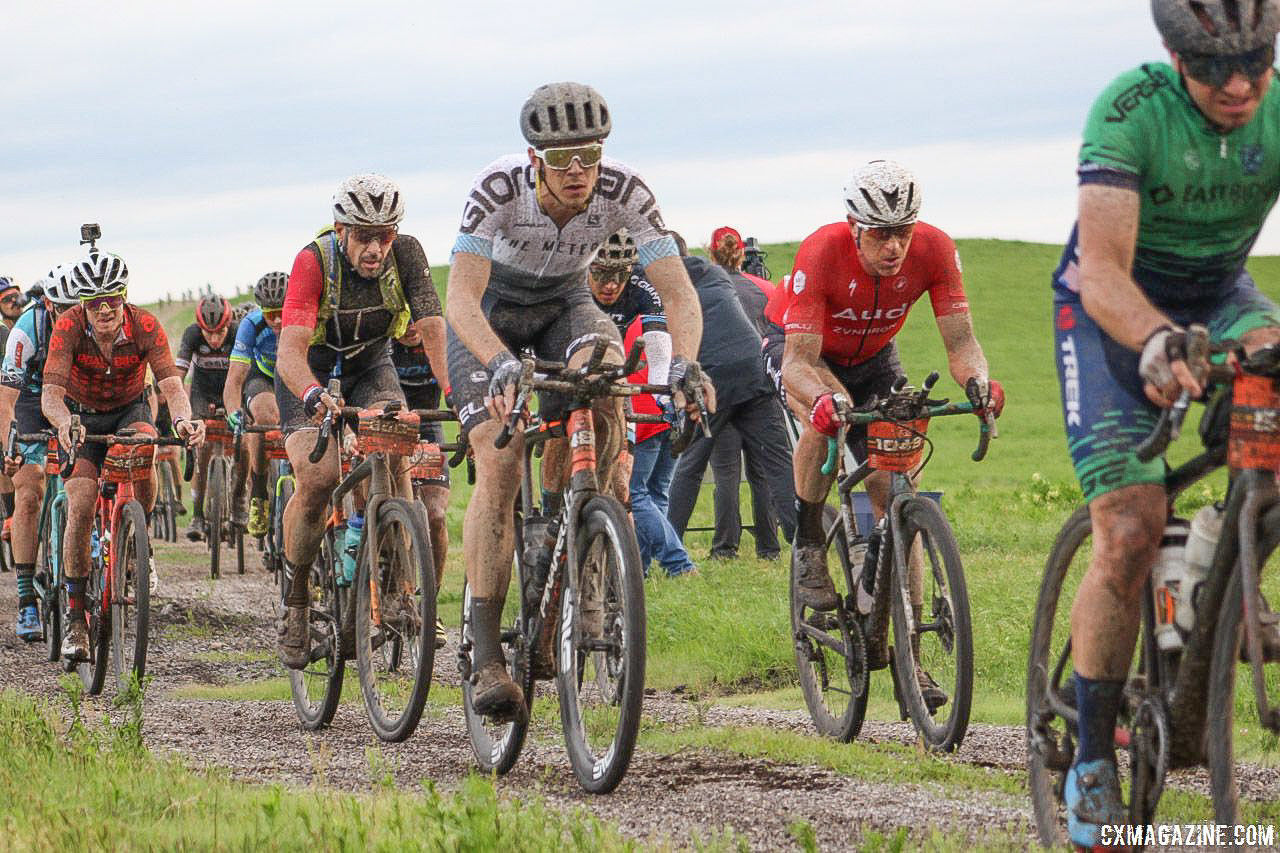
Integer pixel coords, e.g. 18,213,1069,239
446,81,713,719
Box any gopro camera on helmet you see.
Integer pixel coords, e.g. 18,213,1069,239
79,223,102,248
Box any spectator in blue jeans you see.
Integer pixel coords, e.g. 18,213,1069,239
588,230,695,576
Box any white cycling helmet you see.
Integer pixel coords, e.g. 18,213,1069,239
332,174,405,226
1153,0,1280,54
43,264,81,307
70,250,129,297
843,160,922,228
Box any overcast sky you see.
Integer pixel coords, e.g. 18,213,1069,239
3,1,1259,301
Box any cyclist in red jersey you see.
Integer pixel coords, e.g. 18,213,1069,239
781,161,1004,708
41,251,204,660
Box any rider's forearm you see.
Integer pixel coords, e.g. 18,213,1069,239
445,253,509,365
781,334,831,413
40,385,71,432
1080,270,1168,351
223,362,248,414
936,313,989,387
277,325,321,400
158,376,193,423
644,257,702,360
416,316,450,391
0,386,18,438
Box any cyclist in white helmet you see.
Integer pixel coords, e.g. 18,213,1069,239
446,82,713,719
273,174,447,670
774,160,1003,709
0,265,79,640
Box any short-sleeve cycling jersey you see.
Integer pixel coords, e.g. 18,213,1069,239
1,303,54,393
283,232,441,378
451,154,679,305
782,221,969,365
176,323,233,402
44,304,181,411
593,267,668,336
1054,62,1280,305
230,308,278,379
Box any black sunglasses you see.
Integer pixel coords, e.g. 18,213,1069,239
1181,44,1275,89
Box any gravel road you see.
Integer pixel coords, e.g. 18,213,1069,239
1,536,1275,850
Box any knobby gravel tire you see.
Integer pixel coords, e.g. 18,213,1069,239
111,500,151,693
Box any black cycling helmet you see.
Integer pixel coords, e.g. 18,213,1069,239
520,82,611,147
1153,0,1280,54
196,295,233,333
254,271,288,310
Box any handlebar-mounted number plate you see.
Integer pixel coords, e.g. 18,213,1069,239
357,409,420,456
867,419,928,472
1229,374,1280,471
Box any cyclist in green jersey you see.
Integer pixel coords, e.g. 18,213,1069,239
1051,2,1280,846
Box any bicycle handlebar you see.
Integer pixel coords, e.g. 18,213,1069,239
1134,324,1212,463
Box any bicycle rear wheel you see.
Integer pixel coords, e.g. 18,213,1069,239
207,456,227,579
1206,503,1280,824
271,473,294,585
792,505,869,741
557,495,645,794
111,501,151,692
77,521,111,695
354,496,436,743
289,523,346,730
889,495,973,752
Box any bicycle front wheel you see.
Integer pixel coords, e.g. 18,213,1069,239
354,496,436,743
289,524,346,730
111,500,151,693
207,456,227,579
1206,502,1280,824
39,496,64,661
889,495,973,752
557,495,645,794
78,522,111,695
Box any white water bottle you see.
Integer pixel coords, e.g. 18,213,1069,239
1151,518,1190,651
1179,504,1223,635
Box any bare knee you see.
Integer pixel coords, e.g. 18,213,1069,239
1089,485,1166,598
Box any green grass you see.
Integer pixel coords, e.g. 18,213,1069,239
0,687,663,852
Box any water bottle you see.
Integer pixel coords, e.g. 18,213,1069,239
1179,504,1223,635
342,514,363,586
1151,517,1190,651
858,520,885,615
90,528,101,561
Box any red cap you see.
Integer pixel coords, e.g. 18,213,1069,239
710,226,743,248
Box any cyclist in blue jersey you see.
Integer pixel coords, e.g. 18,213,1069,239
224,272,285,539
0,266,79,640
1051,2,1280,846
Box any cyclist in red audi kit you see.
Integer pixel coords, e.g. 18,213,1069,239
41,251,204,660
775,160,1004,709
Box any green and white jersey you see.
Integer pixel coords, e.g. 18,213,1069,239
1065,62,1280,301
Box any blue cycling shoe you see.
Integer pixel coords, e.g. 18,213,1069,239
1065,758,1127,849
16,605,41,642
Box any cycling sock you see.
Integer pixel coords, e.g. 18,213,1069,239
0,491,13,518
251,470,268,501
794,498,826,546
65,578,87,617
1073,674,1124,766
15,565,36,608
469,597,505,669
285,562,309,606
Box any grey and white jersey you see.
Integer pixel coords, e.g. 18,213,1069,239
451,154,678,305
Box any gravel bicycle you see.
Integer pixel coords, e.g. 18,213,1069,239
1027,328,1280,841
202,412,245,578
65,417,191,694
458,328,694,794
306,388,455,741
7,430,68,661
794,371,993,751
